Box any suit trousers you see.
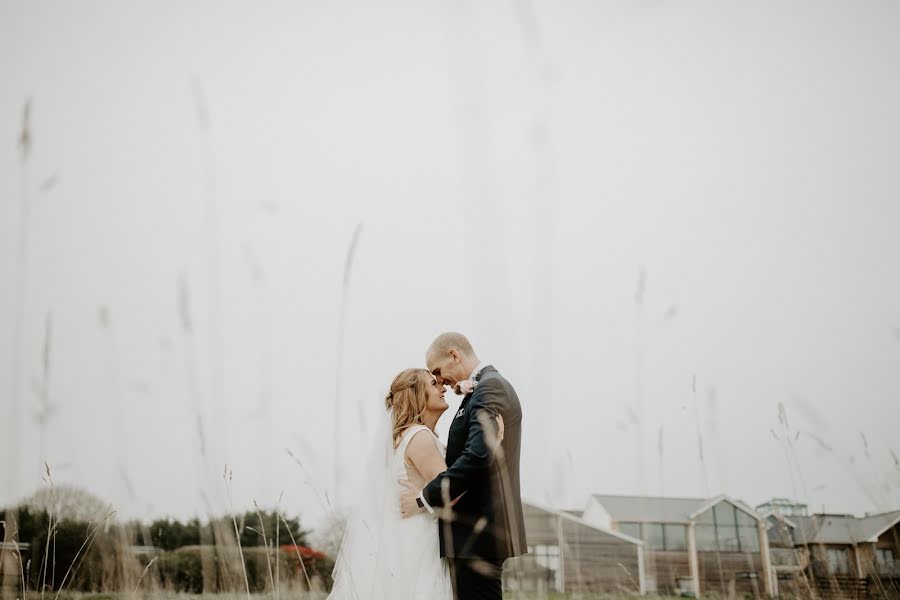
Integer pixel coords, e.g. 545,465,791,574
448,557,505,600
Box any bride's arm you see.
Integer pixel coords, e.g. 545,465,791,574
405,430,447,483
405,432,466,508
406,417,505,484
404,418,505,511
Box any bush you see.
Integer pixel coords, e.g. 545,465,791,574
148,517,201,551
155,548,204,592
1,502,328,593
148,510,308,552
28,518,144,591
155,545,333,592
1,506,51,544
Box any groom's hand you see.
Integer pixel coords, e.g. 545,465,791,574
399,479,424,518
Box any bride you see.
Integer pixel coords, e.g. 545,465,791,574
327,368,503,599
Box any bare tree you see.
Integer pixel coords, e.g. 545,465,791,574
21,484,110,522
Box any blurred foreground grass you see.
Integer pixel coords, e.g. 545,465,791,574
49,594,664,600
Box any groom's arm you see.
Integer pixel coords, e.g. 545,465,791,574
421,379,505,509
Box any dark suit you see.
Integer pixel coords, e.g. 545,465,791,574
422,365,527,599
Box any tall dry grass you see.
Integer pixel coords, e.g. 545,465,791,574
0,466,330,599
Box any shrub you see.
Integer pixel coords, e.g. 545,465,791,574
28,517,144,591
1,502,327,593
154,545,333,592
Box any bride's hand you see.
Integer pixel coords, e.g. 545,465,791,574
398,479,424,518
494,414,505,448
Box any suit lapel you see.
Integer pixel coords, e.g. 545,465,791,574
455,393,472,419
452,365,496,421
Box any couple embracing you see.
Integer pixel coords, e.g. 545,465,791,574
328,332,527,600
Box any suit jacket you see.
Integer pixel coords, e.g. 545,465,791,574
422,365,527,560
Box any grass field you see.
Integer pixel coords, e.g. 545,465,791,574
43,594,658,600
44,594,664,600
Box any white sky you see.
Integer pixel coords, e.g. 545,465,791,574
2,1,900,531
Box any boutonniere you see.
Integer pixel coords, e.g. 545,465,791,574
454,379,476,395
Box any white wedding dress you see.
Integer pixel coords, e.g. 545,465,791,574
328,421,453,599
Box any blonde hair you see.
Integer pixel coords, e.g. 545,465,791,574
385,368,431,448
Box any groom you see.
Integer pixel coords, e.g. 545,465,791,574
400,332,527,599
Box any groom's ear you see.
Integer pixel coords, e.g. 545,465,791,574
448,348,460,362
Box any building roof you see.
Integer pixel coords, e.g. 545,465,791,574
590,494,706,524
761,510,799,530
791,511,900,544
756,498,809,516
690,495,764,520
589,493,763,524
525,501,643,545
858,511,900,540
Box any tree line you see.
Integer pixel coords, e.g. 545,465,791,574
0,500,334,593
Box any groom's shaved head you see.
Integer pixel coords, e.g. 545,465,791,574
427,332,475,362
426,332,480,386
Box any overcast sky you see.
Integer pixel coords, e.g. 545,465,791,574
2,1,900,530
